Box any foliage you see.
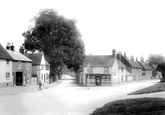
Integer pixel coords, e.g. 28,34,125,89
147,54,165,64
157,62,165,78
23,9,85,76
90,98,165,115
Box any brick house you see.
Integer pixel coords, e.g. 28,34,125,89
0,44,13,87
6,43,32,86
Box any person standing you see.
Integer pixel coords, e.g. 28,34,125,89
38,80,42,91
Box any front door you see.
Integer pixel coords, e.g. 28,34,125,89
95,76,101,86
16,72,23,86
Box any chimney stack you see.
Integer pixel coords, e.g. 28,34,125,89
136,57,138,61
10,43,15,51
131,55,134,61
19,45,24,54
6,42,11,50
141,56,144,63
119,52,122,61
112,49,116,58
124,52,126,58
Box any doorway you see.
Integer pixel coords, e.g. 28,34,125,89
95,76,101,86
16,72,23,86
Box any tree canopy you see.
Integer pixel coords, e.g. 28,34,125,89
147,54,165,64
147,54,165,78
22,9,85,76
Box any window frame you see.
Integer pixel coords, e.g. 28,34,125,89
6,72,10,79
18,61,21,69
104,67,109,74
26,62,29,70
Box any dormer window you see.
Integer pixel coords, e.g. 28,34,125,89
18,61,21,69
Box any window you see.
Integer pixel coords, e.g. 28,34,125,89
26,62,29,70
104,68,109,73
46,73,49,79
88,67,93,73
18,61,21,69
6,60,10,65
6,72,10,79
46,66,50,70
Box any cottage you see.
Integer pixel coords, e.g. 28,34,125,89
26,52,50,85
80,49,126,86
138,59,153,80
118,53,143,82
6,43,32,86
0,44,13,87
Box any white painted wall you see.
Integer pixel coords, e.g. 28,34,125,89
0,59,12,85
111,58,119,84
39,54,50,84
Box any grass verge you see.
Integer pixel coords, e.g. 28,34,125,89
90,98,165,115
128,82,165,95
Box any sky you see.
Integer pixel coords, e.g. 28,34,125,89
0,0,165,61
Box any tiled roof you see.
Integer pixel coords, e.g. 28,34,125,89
7,50,32,62
138,62,153,70
84,55,115,67
127,59,143,69
145,63,153,70
0,44,13,60
117,59,126,68
26,53,50,66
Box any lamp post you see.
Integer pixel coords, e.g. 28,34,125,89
87,63,90,89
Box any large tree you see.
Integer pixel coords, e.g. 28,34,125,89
22,9,85,78
147,54,165,78
147,54,165,64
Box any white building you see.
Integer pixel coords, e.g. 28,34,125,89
0,44,13,87
26,52,50,85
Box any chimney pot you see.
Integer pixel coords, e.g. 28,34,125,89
6,42,11,50
124,52,126,58
112,49,116,57
10,43,14,51
19,45,24,54
136,57,138,61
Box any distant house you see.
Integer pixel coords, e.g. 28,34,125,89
26,52,50,85
0,44,13,87
138,60,153,80
79,49,126,86
117,53,143,82
6,43,32,86
150,63,162,79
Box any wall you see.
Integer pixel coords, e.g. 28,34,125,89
145,70,152,79
12,61,32,86
38,54,50,84
132,68,142,81
0,59,12,87
82,66,112,86
118,67,126,82
111,58,119,84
